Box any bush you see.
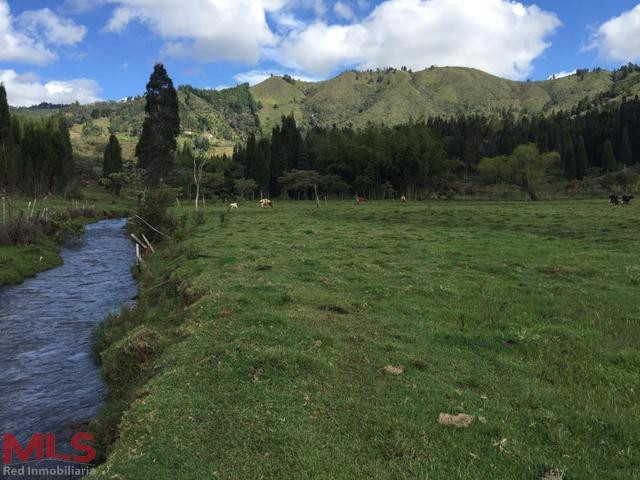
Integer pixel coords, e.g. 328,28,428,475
192,210,206,226
130,185,178,243
63,179,85,200
0,215,43,246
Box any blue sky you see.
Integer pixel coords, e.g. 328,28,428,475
1,0,640,105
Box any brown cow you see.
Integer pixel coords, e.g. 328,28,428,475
258,199,273,208
355,195,367,204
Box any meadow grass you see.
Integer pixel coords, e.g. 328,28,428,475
0,186,131,286
93,199,639,479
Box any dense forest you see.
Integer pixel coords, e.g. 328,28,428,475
0,85,74,196
176,92,639,200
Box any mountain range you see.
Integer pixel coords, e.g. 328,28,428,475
13,66,640,163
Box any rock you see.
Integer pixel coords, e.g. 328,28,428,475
438,413,474,428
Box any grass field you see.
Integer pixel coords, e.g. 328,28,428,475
0,187,131,286
93,199,639,479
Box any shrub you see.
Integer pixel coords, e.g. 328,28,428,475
130,185,178,243
192,210,206,226
0,215,43,246
63,179,85,200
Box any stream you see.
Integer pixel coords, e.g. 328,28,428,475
0,219,137,479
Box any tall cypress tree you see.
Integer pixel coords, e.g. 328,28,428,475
253,138,271,193
0,85,10,144
575,135,588,180
135,64,180,186
620,128,633,166
244,133,257,181
563,138,576,180
0,84,11,188
103,134,123,176
603,139,617,172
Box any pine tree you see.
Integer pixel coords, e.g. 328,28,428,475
563,139,576,180
575,135,588,180
244,133,257,180
103,134,123,176
620,128,633,166
0,84,11,188
253,138,271,193
136,64,180,186
603,139,617,172
52,115,74,191
0,84,10,145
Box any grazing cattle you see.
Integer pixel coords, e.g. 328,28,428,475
400,195,407,203
610,194,619,206
622,195,634,206
230,203,239,209
258,199,273,208
355,195,367,204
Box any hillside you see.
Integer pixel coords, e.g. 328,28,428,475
251,67,639,132
11,66,640,165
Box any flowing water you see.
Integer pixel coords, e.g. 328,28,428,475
0,219,137,479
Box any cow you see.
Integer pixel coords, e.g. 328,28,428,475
230,203,239,209
610,194,619,206
400,195,407,203
258,199,273,208
354,195,367,204
622,195,634,206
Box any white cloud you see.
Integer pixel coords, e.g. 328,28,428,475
548,70,575,80
589,4,640,63
233,69,322,85
18,8,87,46
0,1,55,64
275,0,561,79
334,1,355,20
0,69,101,106
271,11,305,32
103,0,281,64
357,0,370,9
63,0,101,13
313,0,327,16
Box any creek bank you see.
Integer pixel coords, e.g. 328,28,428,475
0,218,137,479
0,209,130,287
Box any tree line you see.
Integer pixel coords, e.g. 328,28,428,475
428,95,640,182
182,92,638,200
0,85,74,196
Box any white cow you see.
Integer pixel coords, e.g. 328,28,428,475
230,203,239,209
258,199,273,208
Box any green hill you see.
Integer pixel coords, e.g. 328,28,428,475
251,67,637,133
12,66,640,165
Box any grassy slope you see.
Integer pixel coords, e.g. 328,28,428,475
0,187,131,286
93,200,639,479
252,68,623,132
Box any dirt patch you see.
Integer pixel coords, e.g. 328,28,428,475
319,304,349,315
383,365,405,376
541,470,564,480
438,413,474,428
537,266,573,276
249,367,263,382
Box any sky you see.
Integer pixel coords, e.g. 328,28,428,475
1,0,640,106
